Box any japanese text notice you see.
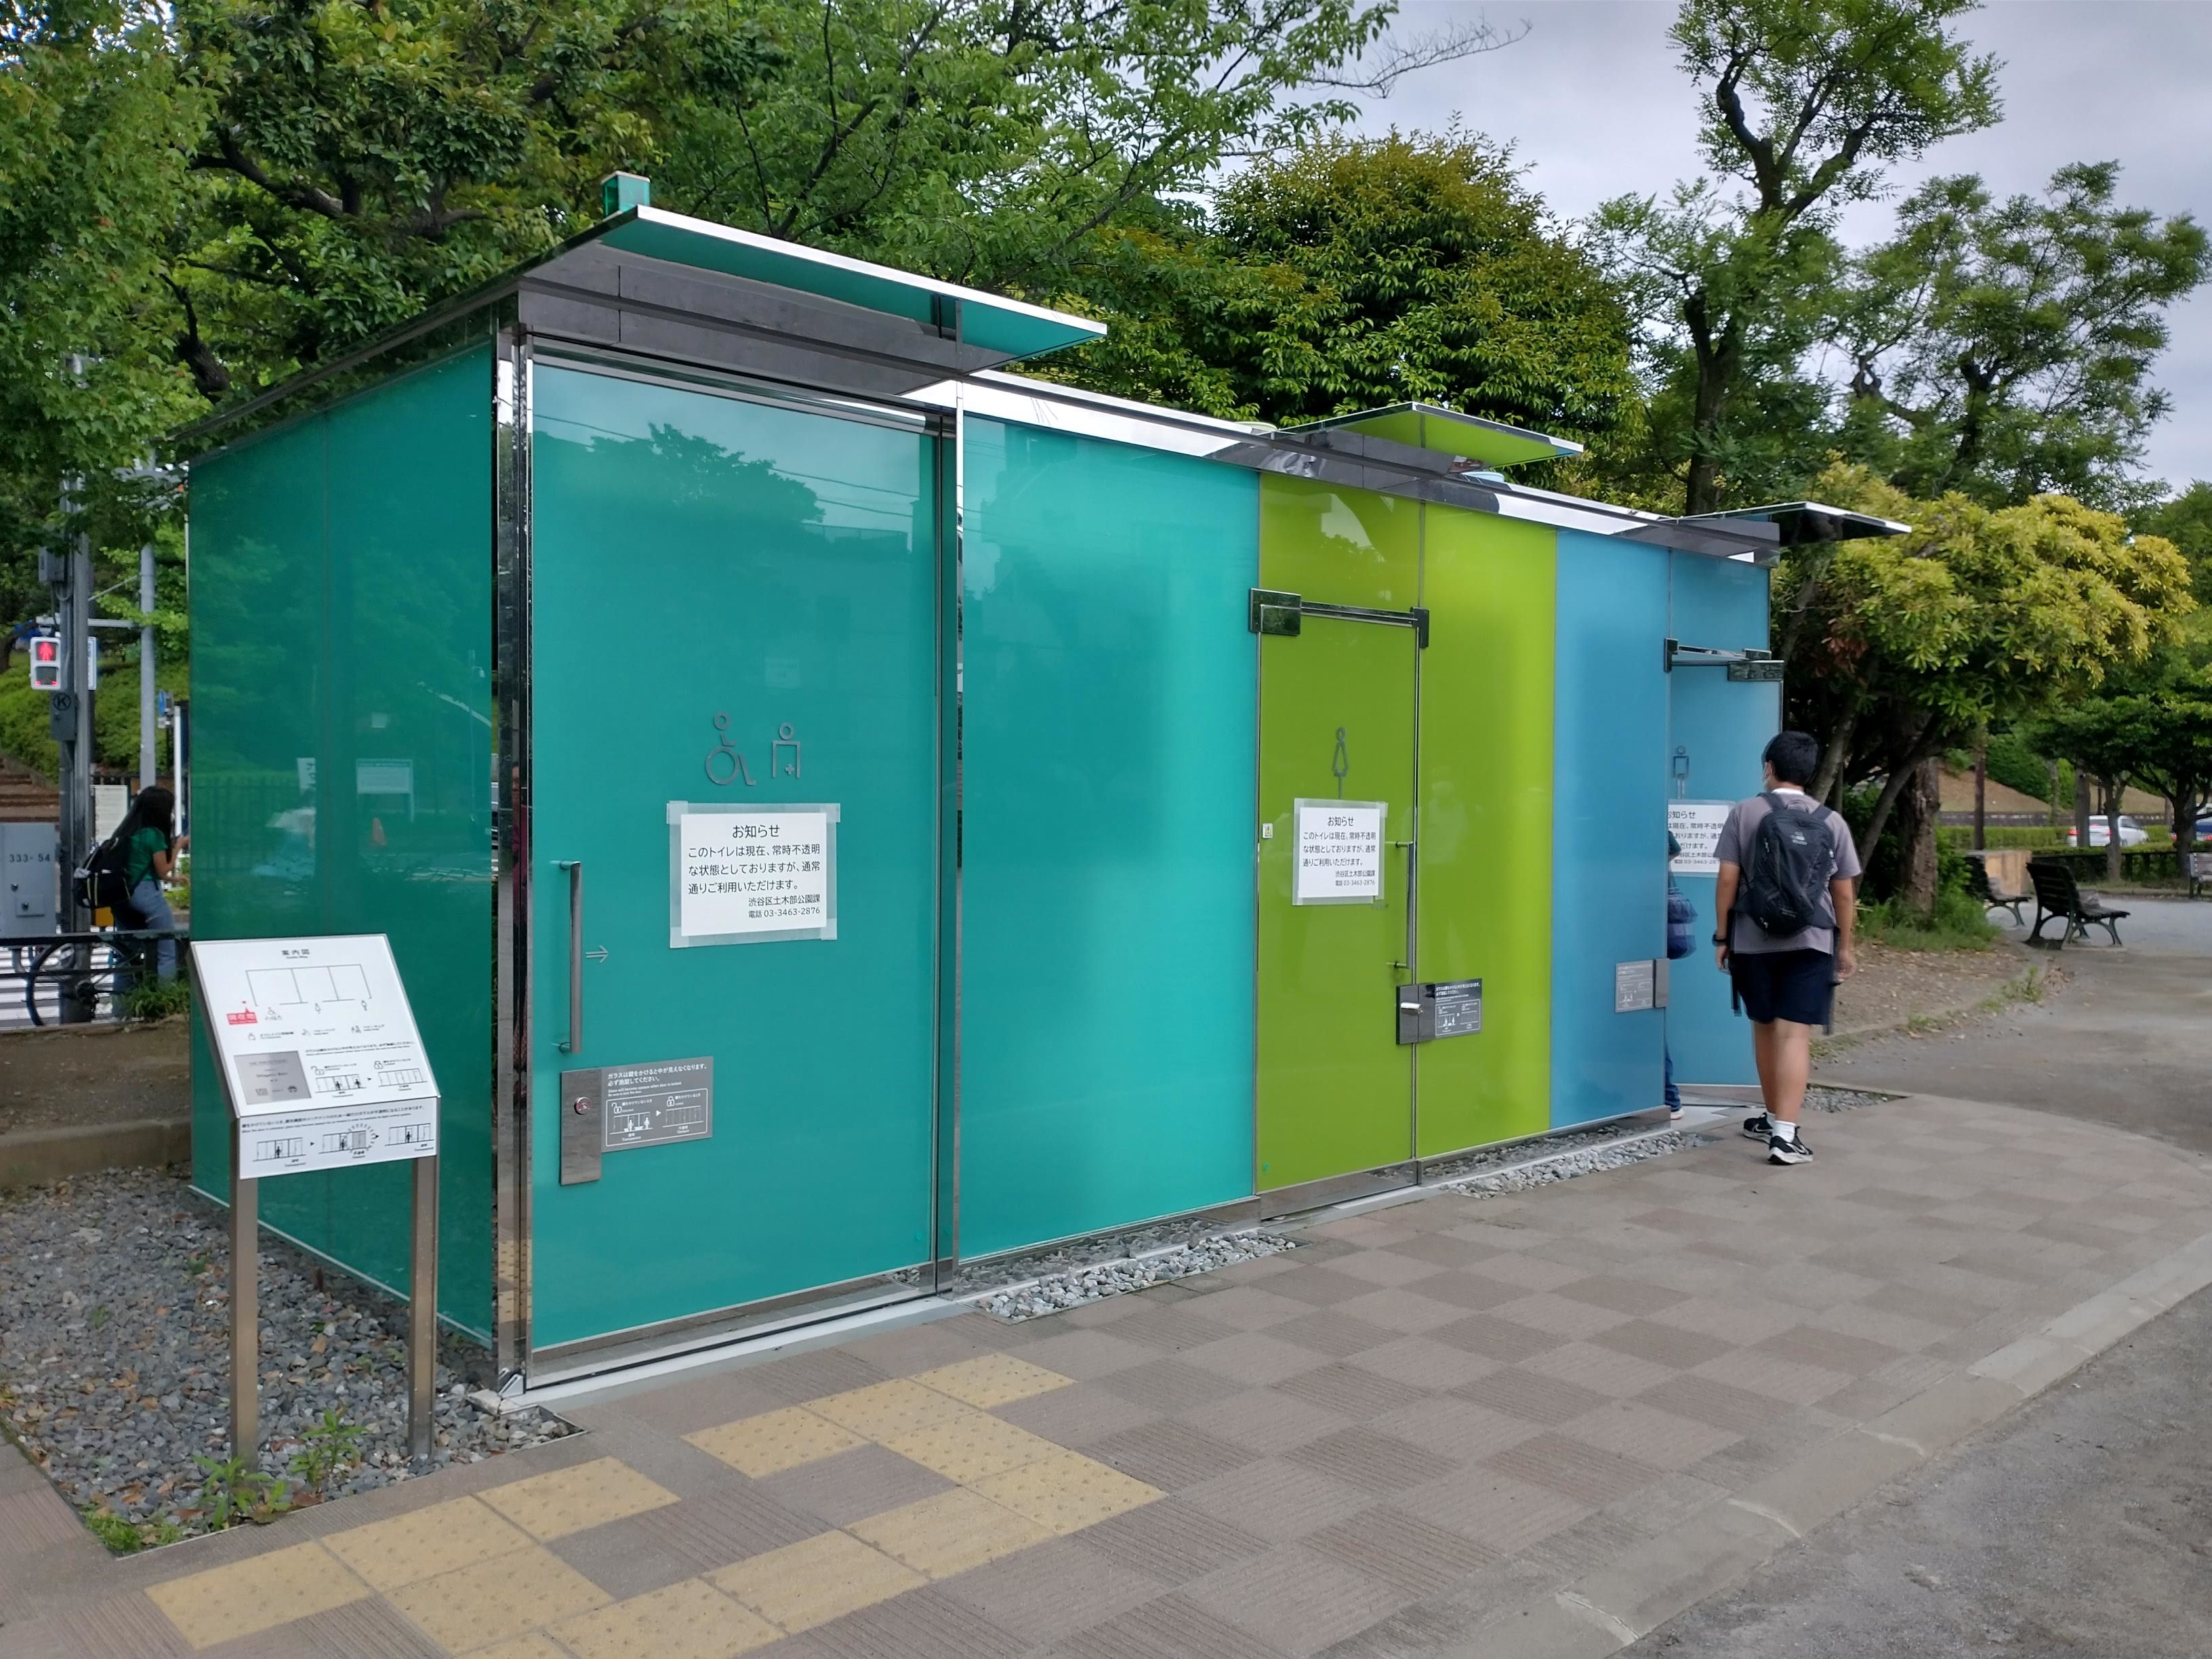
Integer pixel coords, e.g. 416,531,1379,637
671,804,838,944
1294,800,1387,904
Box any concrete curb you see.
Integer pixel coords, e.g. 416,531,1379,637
1441,1225,2212,1658
0,1120,190,1191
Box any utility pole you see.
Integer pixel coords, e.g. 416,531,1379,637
140,544,158,791
51,365,96,1017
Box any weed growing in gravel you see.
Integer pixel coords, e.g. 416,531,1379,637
83,1509,142,1553
192,1454,288,1527
117,977,191,1024
87,1304,109,1330
289,1410,364,1498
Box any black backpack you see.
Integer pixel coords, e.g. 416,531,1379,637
1740,793,1837,935
72,832,139,922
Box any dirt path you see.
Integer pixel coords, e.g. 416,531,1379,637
0,1021,190,1136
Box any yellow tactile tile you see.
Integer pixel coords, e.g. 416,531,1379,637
321,1495,534,1591
709,1528,925,1633
882,1406,1063,1484
686,1406,866,1477
388,1545,609,1652
914,1354,1073,1410
804,1377,973,1441
848,1486,1054,1579
470,1638,571,1659
476,1456,680,1540
552,1577,782,1659
145,1540,371,1650
971,1448,1162,1536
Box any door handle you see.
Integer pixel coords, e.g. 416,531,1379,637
557,860,583,1053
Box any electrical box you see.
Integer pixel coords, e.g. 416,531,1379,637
0,822,58,939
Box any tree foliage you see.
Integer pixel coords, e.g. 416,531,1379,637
1836,163,2211,511
1591,0,1999,513
1778,462,2194,869
1042,131,1635,443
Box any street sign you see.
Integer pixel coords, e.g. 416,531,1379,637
189,934,441,1467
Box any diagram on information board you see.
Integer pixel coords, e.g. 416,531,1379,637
246,962,372,1012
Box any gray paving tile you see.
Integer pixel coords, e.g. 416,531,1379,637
1368,1396,1545,1462
206,1599,445,1659
756,1441,954,1526
1275,1364,1429,1421
1427,1312,1566,1364
1176,1387,1355,1454
1182,1542,1412,1657
1109,1305,1246,1353
1099,1357,1249,1414
1182,1457,1373,1542
1088,1419,1262,1491
937,1536,1162,1645
1078,1494,1273,1585
1483,1432,1664,1507
1452,1367,1610,1427
1270,1310,1406,1359
1182,1330,1334,1387
1589,1316,1734,1370
1305,1504,1502,1595
1286,1425,1451,1494
1048,1590,1292,1659
994,1380,1163,1446
777,1584,1027,1659
1396,1468,1591,1555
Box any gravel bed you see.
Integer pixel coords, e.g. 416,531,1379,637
1803,1085,1901,1113
1439,1128,1708,1195
969,1230,1299,1321
1418,1119,1670,1185
0,1168,570,1549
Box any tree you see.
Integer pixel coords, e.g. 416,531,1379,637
1779,464,2193,909
1836,163,2211,512
2034,675,2212,876
1040,131,1635,445
2142,481,2212,604
1592,0,1999,513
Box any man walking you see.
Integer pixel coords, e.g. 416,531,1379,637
1712,732,1860,1166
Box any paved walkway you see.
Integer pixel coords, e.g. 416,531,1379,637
6,1092,2212,1659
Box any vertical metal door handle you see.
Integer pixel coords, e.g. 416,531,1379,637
558,860,582,1052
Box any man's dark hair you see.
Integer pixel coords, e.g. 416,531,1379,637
1763,731,1820,787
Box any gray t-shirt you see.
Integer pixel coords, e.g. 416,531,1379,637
1715,789,1862,955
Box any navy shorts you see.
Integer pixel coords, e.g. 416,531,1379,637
1729,948,1835,1027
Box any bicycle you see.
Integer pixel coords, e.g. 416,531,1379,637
16,930,183,1026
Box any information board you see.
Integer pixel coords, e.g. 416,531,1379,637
1614,959,1657,1013
670,802,838,945
603,1057,714,1150
1294,799,1387,905
1668,801,1734,876
192,935,439,1174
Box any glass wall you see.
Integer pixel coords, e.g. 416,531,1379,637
190,344,496,1336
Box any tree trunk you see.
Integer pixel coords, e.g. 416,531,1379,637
1971,739,1986,851
2100,778,2124,883
2074,771,2092,848
1811,703,1859,804
1893,757,1944,922
1856,725,1938,878
2047,759,2060,829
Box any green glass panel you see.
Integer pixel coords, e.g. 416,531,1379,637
1255,477,1418,1191
528,367,937,1350
1414,507,1555,1155
1290,405,1578,468
189,346,495,1335
959,419,1258,1257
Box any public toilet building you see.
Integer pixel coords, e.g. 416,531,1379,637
184,201,1896,1392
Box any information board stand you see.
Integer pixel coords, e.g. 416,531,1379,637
188,935,443,1468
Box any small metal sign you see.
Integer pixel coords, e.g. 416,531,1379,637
1614,960,1657,1012
558,1057,714,1185
1727,658,1784,682
604,1057,714,1150
1396,978,1483,1045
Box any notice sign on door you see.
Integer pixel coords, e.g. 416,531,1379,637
1668,801,1733,876
670,802,839,946
1294,799,1388,905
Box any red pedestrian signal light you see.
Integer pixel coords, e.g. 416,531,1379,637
28,636,61,692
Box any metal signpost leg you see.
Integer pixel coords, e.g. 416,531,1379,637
229,1118,258,1464
409,1155,440,1467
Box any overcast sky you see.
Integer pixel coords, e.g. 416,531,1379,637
1356,0,2212,494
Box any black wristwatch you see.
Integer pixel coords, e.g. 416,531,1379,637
1711,935,1727,944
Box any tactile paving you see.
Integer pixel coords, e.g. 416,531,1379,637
686,1406,867,1478
145,1542,371,1650
321,1496,533,1592
913,1355,1073,1410
476,1457,679,1541
882,1409,1063,1484
386,1546,609,1652
971,1449,1162,1536
709,1528,925,1633
805,1378,975,1442
550,1577,781,1659
847,1488,1054,1580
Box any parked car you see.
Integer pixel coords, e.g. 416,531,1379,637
2194,815,2212,846
2064,815,2148,848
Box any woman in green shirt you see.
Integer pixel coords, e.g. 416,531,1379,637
117,785,186,981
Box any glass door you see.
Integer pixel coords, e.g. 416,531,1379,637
526,361,940,1361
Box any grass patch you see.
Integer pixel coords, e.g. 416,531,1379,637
1856,888,2001,951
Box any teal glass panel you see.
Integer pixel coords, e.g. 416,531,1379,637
189,346,495,1336
958,417,1258,1259
1551,530,1668,1127
1666,553,1778,1085
529,366,938,1349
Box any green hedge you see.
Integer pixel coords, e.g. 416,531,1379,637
1938,825,2068,851
2030,846,2202,884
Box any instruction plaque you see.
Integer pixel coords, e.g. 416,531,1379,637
191,934,440,1175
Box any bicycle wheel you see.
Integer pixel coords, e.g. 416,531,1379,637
24,942,113,1027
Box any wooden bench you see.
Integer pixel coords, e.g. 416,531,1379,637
2026,857,2129,947
1964,849,2030,926
2191,851,2211,901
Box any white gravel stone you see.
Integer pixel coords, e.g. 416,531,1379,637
0,1168,571,1547
962,1229,1300,1322
1439,1128,1709,1196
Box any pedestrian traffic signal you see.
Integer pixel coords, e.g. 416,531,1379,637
27,636,60,691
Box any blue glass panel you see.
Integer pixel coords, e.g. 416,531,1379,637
1551,531,1668,1127
958,418,1258,1258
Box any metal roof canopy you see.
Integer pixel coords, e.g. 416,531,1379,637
1672,500,1911,545
594,207,1104,361
1285,403,1584,470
